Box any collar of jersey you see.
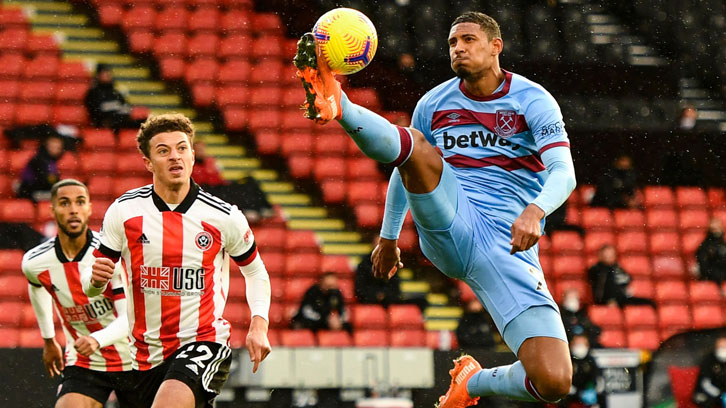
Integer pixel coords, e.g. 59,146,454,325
150,179,199,214
54,228,94,263
458,69,512,102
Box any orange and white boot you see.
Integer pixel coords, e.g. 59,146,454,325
436,354,482,408
293,32,342,125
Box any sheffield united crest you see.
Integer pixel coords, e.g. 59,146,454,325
494,110,517,138
195,231,213,251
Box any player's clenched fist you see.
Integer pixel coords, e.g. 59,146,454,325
91,257,115,288
372,238,403,280
510,204,545,254
74,335,100,357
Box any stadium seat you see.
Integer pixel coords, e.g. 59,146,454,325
708,188,725,209
287,154,314,179
688,281,721,305
580,208,614,230
280,330,316,347
348,159,379,180
249,86,282,107
247,109,282,132
679,209,709,231
122,6,156,32
391,330,426,347
0,276,28,299
599,329,626,348
613,210,645,231
337,278,354,302
655,280,689,304
15,104,51,125
115,156,148,177
185,58,219,84
128,30,155,54
217,60,252,84
117,129,138,152
320,180,346,204
388,305,424,330
221,107,247,132
649,232,681,255
250,60,284,84
619,255,652,278
227,276,245,301
681,231,705,256
457,280,477,305
426,330,459,350
187,32,218,57
26,34,58,54
268,302,289,329
156,7,189,32
314,134,349,156
251,35,285,59
555,280,591,304
223,303,250,327
0,28,28,52
57,61,89,81
658,305,692,332
317,330,353,347
98,3,124,27
0,249,23,275
627,329,660,350
55,82,90,103
281,110,315,131
644,186,675,208
584,232,615,254
551,255,586,280
188,7,220,32
616,231,647,254
0,8,28,28
646,209,678,230
623,305,658,329
313,157,347,180
280,133,313,157
53,105,88,126
652,256,686,279
158,57,185,80
20,328,46,348
588,305,623,330
675,187,707,208
550,231,584,254
111,177,149,199
87,176,116,200
347,181,382,205
81,152,117,175
0,328,19,348
320,255,353,276
353,330,389,347
254,227,286,250
692,305,724,329
253,130,280,155
285,230,319,252
0,53,25,79
285,253,321,276
628,279,654,299
284,278,316,304
351,305,387,329
0,302,23,326
0,199,35,223
220,10,252,33
251,12,283,34
354,204,381,229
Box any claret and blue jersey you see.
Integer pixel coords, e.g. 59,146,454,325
412,70,570,225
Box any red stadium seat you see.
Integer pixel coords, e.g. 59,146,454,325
82,128,116,150
284,278,316,304
644,186,675,208
185,58,219,84
19,328,45,348
0,53,25,79
251,13,283,34
221,107,247,132
250,60,284,84
188,7,220,32
351,305,387,329
254,227,286,250
156,7,188,32
8,149,35,175
158,57,185,81
281,110,315,131
619,255,652,278
320,256,353,276
247,109,282,132
688,281,721,305
87,176,115,201
0,302,23,326
190,83,215,108
219,34,252,59
658,305,691,331
98,3,124,27
550,231,584,254
315,133,349,156
679,209,709,231
427,331,459,350
709,188,725,209
0,29,28,53
584,232,615,255
353,330,389,347
128,30,155,54
285,230,319,252
692,305,724,329
249,86,282,107
628,279,654,299
681,232,705,256
15,104,51,125
391,330,426,347
111,177,149,199
81,152,117,176
26,34,58,54
646,209,678,230
388,305,424,330
115,155,148,177
0,80,20,100
56,82,90,103
280,133,312,156
555,280,591,304
623,305,657,329
348,159,379,180
338,278,354,302
676,187,707,208
253,130,280,155
285,253,321,276
345,88,382,111
0,199,35,223
153,32,186,58
588,305,623,330
320,181,346,204
251,35,285,60
655,280,688,304
0,250,24,274
628,329,660,350
218,60,252,84
216,85,249,108
19,81,55,103
122,6,156,31
280,330,316,347
652,256,686,279
0,276,28,299
581,208,614,231
53,105,88,126
313,157,346,180
599,329,626,348
57,62,89,81
0,9,28,28
617,231,648,254
348,181,382,205
614,210,646,231
317,330,352,347
223,303,250,327
268,302,290,329
287,154,314,179
649,232,681,255
551,255,586,280
354,204,381,229
220,10,252,33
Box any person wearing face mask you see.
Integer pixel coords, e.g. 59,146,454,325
292,272,353,334
696,218,726,287
560,288,602,347
564,334,605,408
84,64,142,131
693,336,726,407
589,245,656,308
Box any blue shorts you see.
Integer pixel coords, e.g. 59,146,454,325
404,160,566,354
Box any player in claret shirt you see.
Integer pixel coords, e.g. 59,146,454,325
84,113,272,408
295,11,576,407
23,179,135,407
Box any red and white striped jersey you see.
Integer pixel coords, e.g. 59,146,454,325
22,230,132,372
95,182,259,370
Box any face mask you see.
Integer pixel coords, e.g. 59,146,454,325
571,345,589,359
563,298,579,313
716,348,726,362
680,117,696,130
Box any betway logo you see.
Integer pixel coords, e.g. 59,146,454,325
443,131,521,150
455,362,477,384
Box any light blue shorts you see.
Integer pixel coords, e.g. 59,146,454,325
404,160,566,354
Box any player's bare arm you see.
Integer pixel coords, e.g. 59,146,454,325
371,238,404,280
43,337,65,377
91,257,115,288
246,316,271,373
510,204,545,254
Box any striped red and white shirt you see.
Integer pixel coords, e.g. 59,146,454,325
94,182,262,370
22,230,132,372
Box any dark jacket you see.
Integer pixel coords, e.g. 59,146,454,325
696,232,726,284
354,254,401,306
456,310,496,349
591,167,637,209
588,262,631,305
84,81,131,128
565,353,605,407
292,284,349,332
17,146,60,200
693,353,726,407
561,307,602,347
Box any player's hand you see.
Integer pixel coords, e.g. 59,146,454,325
510,204,545,254
42,337,65,378
246,316,271,374
91,257,115,288
74,335,100,357
371,238,403,280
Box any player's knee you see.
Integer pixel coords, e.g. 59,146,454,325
531,364,572,402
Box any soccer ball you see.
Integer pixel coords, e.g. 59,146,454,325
313,8,378,75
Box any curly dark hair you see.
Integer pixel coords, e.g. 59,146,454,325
451,11,502,41
136,113,195,158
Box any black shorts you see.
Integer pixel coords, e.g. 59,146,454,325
133,341,232,408
58,365,136,407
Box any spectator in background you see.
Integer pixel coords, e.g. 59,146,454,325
560,288,601,347
84,64,140,130
193,140,274,224
696,218,726,287
292,272,352,333
679,105,699,131
564,334,605,408
355,235,403,307
693,336,726,407
456,299,497,349
588,245,656,308
544,200,585,236
590,154,640,209
17,134,64,202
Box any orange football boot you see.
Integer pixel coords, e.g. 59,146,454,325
293,32,342,125
436,354,482,408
